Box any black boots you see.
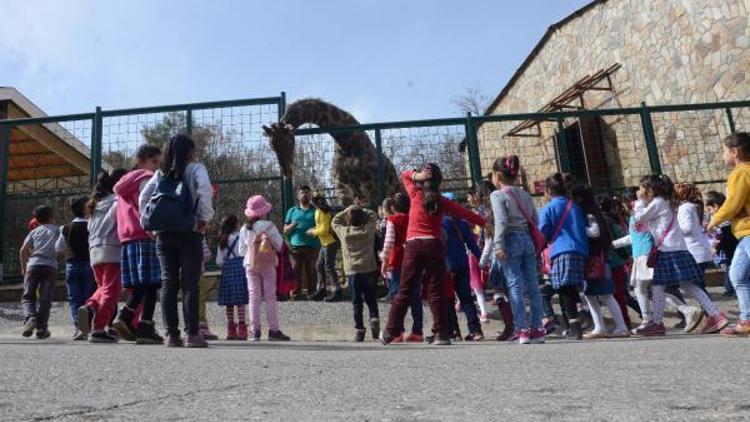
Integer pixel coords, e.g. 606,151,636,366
496,297,515,341
113,306,137,341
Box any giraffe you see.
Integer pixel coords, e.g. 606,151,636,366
263,98,401,207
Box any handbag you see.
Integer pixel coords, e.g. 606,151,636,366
541,200,574,274
646,215,675,268
503,188,546,255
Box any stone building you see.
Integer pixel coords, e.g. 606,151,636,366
476,0,750,192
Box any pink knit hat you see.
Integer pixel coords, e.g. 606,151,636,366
245,195,272,219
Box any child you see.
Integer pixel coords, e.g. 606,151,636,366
239,195,290,341
198,237,220,340
20,206,60,339
538,173,588,340
705,191,738,297
112,144,164,345
216,215,249,340
674,182,715,287
707,132,750,336
139,134,215,348
308,192,343,302
78,169,127,343
570,185,629,339
55,197,96,340
633,175,728,336
380,193,424,342
382,164,485,345
490,156,546,344
467,187,490,322
332,205,381,341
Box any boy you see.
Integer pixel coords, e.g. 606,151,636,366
332,205,380,342
20,206,60,339
705,191,739,297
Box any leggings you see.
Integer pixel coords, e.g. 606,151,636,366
556,285,580,322
125,284,159,322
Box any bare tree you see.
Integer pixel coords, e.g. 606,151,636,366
451,86,492,116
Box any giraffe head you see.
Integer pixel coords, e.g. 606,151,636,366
263,122,295,179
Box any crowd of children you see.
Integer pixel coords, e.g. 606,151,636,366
17,131,750,346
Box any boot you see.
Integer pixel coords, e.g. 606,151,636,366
567,320,583,340
199,322,219,341
226,322,238,340
113,307,137,341
354,329,366,342
496,298,515,341
237,323,249,341
135,320,164,345
369,318,380,340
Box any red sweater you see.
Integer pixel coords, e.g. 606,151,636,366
386,213,409,268
402,169,486,240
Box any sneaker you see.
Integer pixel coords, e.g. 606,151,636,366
22,317,36,338
433,336,452,346
391,334,405,343
567,321,583,340
518,329,531,345
107,327,121,340
73,330,87,341
529,328,546,344
268,330,291,341
632,320,650,335
583,331,608,340
700,312,729,335
198,322,219,341
479,313,490,323
635,321,666,337
236,323,249,341
464,331,485,341
424,335,436,344
369,318,380,340
381,332,395,345
226,322,238,341
90,330,119,343
543,318,558,335
135,321,164,345
451,329,463,342
720,320,750,337
683,306,705,333
186,334,209,348
113,307,137,342
36,329,51,339
354,329,366,342
166,335,184,348
404,333,424,343
673,314,687,330
250,330,261,342
77,307,92,338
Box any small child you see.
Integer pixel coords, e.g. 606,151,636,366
705,191,738,298
240,195,290,341
467,187,490,322
20,206,60,339
333,205,381,342
308,192,342,302
674,182,715,286
216,215,249,340
55,197,96,340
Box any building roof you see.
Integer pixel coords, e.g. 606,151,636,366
483,0,609,115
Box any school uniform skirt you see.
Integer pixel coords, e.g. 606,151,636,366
652,250,704,286
550,253,585,290
584,264,615,296
218,257,249,306
121,239,161,288
630,255,654,285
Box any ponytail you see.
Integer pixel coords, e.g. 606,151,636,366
86,169,127,216
420,163,443,216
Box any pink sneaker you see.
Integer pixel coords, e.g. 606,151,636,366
391,334,405,343
529,328,546,344
635,321,666,337
518,329,531,345
404,333,424,343
700,312,729,334
721,320,750,337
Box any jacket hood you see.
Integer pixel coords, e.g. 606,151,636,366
114,169,154,198
95,194,117,212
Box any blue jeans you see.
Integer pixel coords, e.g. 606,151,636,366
453,266,482,334
349,273,379,329
499,231,544,330
729,237,750,321
65,260,96,328
391,268,423,335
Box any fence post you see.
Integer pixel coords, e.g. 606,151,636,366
90,107,103,187
725,107,736,134
0,124,10,277
186,108,193,135
375,129,386,204
465,112,482,185
556,117,572,173
278,91,293,213
640,102,663,175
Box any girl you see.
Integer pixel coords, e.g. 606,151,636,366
707,132,750,336
112,144,164,345
538,173,588,340
633,175,728,336
570,185,629,339
216,215,249,340
308,192,342,302
467,187,490,322
78,169,127,343
675,182,715,288
239,195,290,341
140,134,215,348
597,194,635,330
489,156,545,344
381,164,485,346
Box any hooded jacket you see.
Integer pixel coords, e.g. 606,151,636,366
89,194,121,265
114,169,153,243
332,207,378,275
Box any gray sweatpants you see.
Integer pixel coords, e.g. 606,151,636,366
22,265,56,330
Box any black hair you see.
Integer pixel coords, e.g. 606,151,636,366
33,205,54,224
70,197,88,219
161,134,196,179
724,132,750,159
86,169,127,216
492,155,521,181
219,214,239,250
705,190,726,208
545,173,568,197
622,187,638,203
392,192,410,214
381,198,394,214
312,193,331,213
299,185,311,192
347,206,367,227
639,174,675,202
421,163,443,216
571,184,612,252
134,144,162,168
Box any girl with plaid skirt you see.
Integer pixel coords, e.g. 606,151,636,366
632,175,728,336
112,144,164,345
216,215,249,340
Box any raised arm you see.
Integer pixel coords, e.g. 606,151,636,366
633,198,661,225
401,169,418,199
443,199,486,227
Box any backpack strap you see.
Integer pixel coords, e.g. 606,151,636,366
655,215,675,249
503,188,534,228
225,236,240,261
550,200,573,244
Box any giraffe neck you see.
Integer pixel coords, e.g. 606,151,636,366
281,99,364,153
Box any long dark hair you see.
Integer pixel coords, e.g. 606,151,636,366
640,174,675,205
161,134,195,179
421,163,443,216
86,169,127,216
311,193,331,214
219,214,239,250
571,184,612,253
134,144,162,170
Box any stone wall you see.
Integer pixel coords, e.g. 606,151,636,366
479,0,750,189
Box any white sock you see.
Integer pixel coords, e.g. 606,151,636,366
585,296,606,333
474,288,487,316
603,294,627,333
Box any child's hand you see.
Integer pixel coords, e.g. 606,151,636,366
306,229,315,237
495,249,507,261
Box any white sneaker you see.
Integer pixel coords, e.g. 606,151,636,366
683,306,705,333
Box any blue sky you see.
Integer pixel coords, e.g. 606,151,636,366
2,0,591,122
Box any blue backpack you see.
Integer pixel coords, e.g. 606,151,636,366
143,173,197,232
